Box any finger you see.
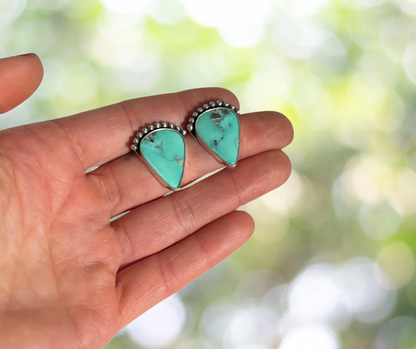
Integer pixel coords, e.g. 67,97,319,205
53,87,239,169
89,111,293,216
116,210,254,326
112,149,291,266
0,54,44,114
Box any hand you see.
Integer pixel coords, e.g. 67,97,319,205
0,54,293,349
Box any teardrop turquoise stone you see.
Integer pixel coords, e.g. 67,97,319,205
140,129,185,189
195,108,240,166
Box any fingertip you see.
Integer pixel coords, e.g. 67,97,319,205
281,112,294,146
273,150,292,187
16,53,44,92
22,53,44,81
242,210,256,240
262,111,294,148
0,53,44,114
239,149,292,194
229,210,256,243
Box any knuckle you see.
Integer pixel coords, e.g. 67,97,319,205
170,194,197,235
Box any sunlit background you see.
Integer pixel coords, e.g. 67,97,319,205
1,0,416,348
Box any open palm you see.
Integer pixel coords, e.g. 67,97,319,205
0,54,293,349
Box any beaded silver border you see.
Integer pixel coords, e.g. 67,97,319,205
186,100,240,168
130,122,187,191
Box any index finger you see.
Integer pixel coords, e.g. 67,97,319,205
53,88,239,170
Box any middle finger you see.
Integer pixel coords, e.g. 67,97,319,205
88,111,293,216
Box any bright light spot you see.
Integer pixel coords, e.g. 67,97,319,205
340,0,384,10
375,316,416,349
261,284,289,317
234,345,271,349
60,67,98,105
148,0,186,24
338,258,396,323
396,168,416,216
347,73,389,117
245,198,289,242
114,63,162,94
89,32,143,68
99,0,152,15
180,50,225,87
380,17,416,63
349,168,378,202
397,0,416,15
243,57,291,111
182,0,273,27
354,290,397,323
332,155,396,220
0,0,25,24
279,324,340,349
173,337,217,349
288,265,341,323
357,51,399,89
223,305,278,348
359,202,401,240
271,18,332,59
126,294,186,348
200,298,278,348
332,170,365,220
331,106,374,150
89,12,161,86
404,41,416,85
261,170,302,215
199,300,237,342
217,24,265,48
97,11,145,42
351,161,389,202
225,310,257,345
275,0,330,17
376,242,415,289
354,0,384,7
182,0,272,48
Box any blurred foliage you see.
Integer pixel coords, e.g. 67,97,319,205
1,0,416,348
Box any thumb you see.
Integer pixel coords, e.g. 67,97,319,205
0,53,44,114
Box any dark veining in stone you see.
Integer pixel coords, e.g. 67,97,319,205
196,108,239,166
140,129,185,189
210,112,224,125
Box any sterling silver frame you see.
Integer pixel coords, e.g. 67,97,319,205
131,122,187,191
186,100,240,169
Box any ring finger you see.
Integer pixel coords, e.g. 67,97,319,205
112,149,291,266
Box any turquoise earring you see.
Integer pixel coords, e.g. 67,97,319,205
187,100,240,168
131,123,187,190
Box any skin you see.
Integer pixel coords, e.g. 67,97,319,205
0,54,293,349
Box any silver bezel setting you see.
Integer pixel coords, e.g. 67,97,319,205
131,122,187,191
186,100,240,168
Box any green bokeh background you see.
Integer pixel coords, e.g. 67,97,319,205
1,0,416,348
